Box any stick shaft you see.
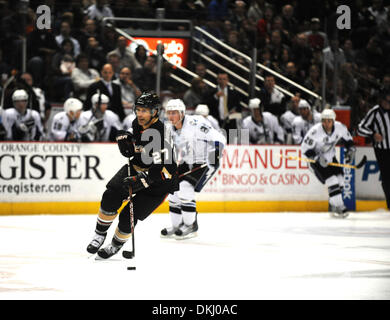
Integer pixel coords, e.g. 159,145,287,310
279,154,358,169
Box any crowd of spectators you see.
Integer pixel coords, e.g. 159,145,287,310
0,0,389,144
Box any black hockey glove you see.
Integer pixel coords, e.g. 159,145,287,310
123,171,152,193
116,130,135,158
344,147,356,164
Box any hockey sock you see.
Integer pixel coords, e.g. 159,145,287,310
169,205,183,228
112,226,131,247
326,176,344,209
95,207,118,235
182,201,197,226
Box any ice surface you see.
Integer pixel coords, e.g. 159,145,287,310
0,212,390,300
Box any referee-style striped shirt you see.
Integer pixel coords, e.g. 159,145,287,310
358,105,390,149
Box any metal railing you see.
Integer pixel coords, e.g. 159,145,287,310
193,26,322,104
102,18,322,110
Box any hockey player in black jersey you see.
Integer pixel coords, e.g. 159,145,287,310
87,92,178,259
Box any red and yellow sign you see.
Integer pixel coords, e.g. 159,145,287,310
128,37,190,67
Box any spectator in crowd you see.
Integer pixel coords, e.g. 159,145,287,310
256,5,274,47
290,33,312,77
183,77,208,112
113,67,141,116
51,39,76,101
304,17,328,50
106,52,121,79
86,0,114,22
205,72,241,134
26,27,59,87
77,19,100,52
207,0,229,21
71,53,100,102
323,38,346,72
283,61,302,92
342,38,357,63
134,44,148,67
132,55,157,92
2,89,44,141
304,65,322,100
85,36,106,71
55,21,81,57
268,30,291,67
242,98,284,145
85,64,125,121
281,4,299,36
79,92,122,142
247,0,265,22
259,74,287,118
107,36,142,73
230,0,247,31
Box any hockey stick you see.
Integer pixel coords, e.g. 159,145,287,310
279,154,367,169
179,163,208,178
122,159,136,269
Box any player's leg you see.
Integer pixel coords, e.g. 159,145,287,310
87,165,128,254
161,192,183,238
175,180,198,239
97,190,168,259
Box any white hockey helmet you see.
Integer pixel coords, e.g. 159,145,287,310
248,98,261,110
64,98,83,114
298,99,311,109
12,89,28,102
92,93,110,106
165,99,186,113
321,108,336,121
195,104,209,116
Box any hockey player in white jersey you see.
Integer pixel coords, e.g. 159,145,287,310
280,95,300,144
78,93,122,142
291,99,321,144
194,104,221,132
160,99,226,239
122,111,136,132
2,89,44,141
49,97,83,141
301,108,356,218
242,98,284,144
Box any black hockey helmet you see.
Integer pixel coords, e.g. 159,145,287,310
134,91,161,118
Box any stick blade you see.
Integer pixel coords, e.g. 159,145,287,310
356,155,367,169
122,250,134,259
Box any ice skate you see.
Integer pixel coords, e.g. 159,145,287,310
96,243,122,259
160,226,180,238
175,221,198,240
330,205,349,219
86,232,107,254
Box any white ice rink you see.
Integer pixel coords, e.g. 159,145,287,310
0,211,390,300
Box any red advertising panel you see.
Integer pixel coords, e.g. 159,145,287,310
128,37,190,67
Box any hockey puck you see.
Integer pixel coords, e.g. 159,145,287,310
127,266,136,270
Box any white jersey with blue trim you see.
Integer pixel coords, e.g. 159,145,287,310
292,111,322,144
50,111,82,141
2,108,43,141
301,121,353,163
170,115,226,165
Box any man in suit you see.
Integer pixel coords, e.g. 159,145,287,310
206,72,241,135
85,64,125,120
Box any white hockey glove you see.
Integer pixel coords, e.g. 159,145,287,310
317,156,329,168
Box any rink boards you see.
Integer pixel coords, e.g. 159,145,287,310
0,142,386,215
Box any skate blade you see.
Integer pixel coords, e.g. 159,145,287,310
94,255,122,261
175,232,198,240
329,212,349,219
160,233,176,239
